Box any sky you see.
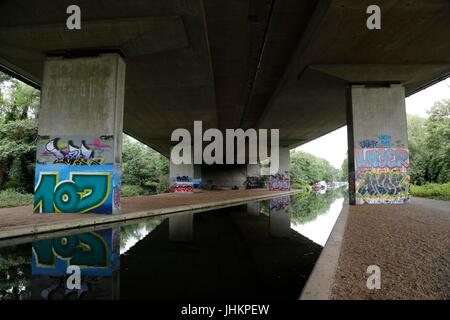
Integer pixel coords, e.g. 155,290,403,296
295,78,450,168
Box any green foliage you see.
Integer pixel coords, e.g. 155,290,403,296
408,99,450,185
291,188,346,224
122,135,169,195
340,156,348,181
290,151,342,185
0,189,33,207
0,71,39,193
0,245,31,299
410,183,450,201
121,185,147,197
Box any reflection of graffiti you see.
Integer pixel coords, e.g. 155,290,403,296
244,176,264,189
269,173,290,191
33,233,108,269
34,164,114,213
35,135,120,214
356,171,409,204
31,228,120,300
269,196,291,211
354,135,409,204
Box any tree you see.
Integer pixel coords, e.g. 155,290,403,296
340,156,348,181
0,73,39,192
425,99,450,183
290,151,342,185
407,99,450,185
122,135,169,193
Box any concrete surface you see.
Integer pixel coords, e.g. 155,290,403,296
0,189,301,240
299,204,350,300
331,197,450,299
1,1,449,155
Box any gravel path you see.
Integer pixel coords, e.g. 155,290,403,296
331,197,450,299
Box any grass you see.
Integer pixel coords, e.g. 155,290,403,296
0,189,33,208
410,183,450,201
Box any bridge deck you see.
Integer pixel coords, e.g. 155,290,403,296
0,189,300,241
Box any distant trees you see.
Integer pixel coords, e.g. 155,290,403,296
122,135,169,194
408,99,450,185
290,151,342,186
0,74,39,193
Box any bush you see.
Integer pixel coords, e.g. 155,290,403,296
157,176,170,194
121,185,147,197
410,183,450,201
0,189,33,208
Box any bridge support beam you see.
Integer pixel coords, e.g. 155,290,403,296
169,147,195,193
347,84,410,205
268,147,291,191
34,54,125,214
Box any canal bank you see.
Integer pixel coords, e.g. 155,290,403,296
301,197,450,300
0,189,301,240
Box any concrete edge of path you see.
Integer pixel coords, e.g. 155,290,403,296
0,190,301,242
299,203,350,300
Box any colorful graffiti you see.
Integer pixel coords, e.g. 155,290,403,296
356,171,410,204
355,134,409,204
268,172,290,191
34,135,120,214
355,148,409,170
171,176,194,193
36,135,114,165
244,176,264,189
31,228,120,300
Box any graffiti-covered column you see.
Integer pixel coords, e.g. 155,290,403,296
268,147,291,191
169,146,195,193
34,54,125,214
347,84,409,205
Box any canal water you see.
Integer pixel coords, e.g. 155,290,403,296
0,188,347,300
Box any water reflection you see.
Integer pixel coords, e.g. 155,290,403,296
31,228,120,300
269,196,292,238
290,188,347,246
0,188,347,300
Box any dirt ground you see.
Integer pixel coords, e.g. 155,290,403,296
331,197,450,300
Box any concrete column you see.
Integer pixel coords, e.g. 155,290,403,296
169,146,194,193
347,84,409,205
34,54,125,214
169,213,193,241
268,146,291,191
247,163,261,177
269,196,292,237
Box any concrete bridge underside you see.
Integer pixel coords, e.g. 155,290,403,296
1,0,449,156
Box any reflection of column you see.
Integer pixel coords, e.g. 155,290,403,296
247,201,261,216
31,227,120,300
269,196,292,237
169,213,193,241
